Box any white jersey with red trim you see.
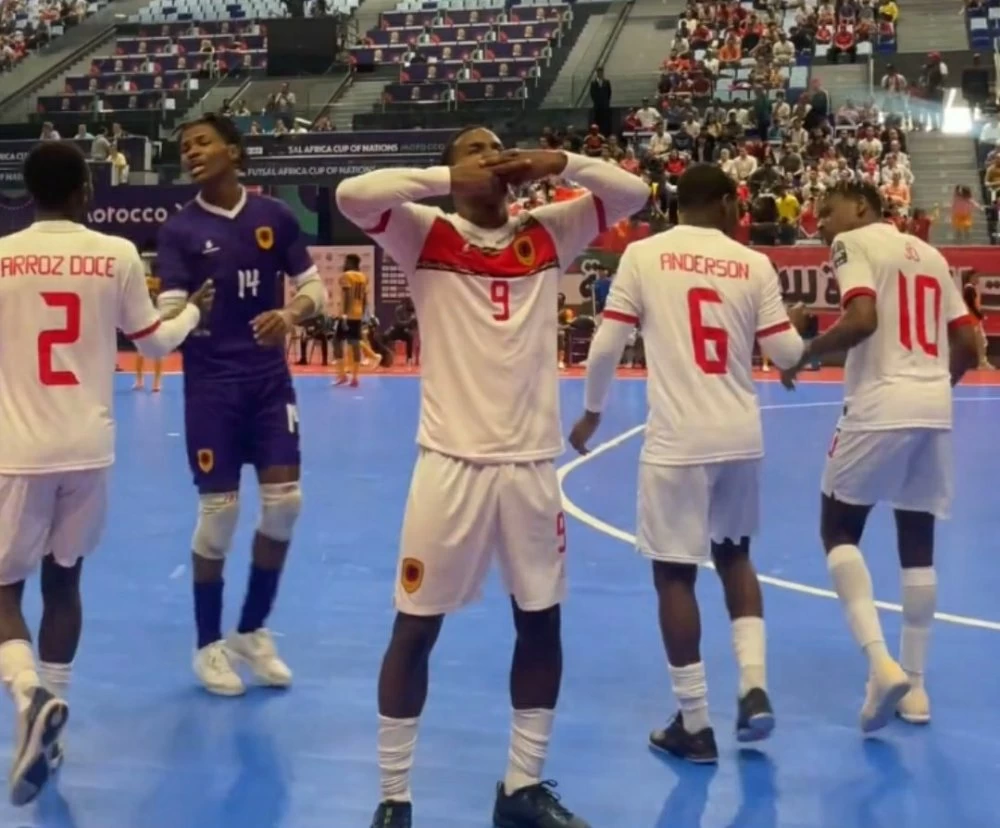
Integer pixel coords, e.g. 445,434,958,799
831,223,973,431
602,225,796,465
335,158,651,462
0,221,163,473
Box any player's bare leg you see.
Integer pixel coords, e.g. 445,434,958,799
36,556,82,773
224,464,298,688
332,336,348,386
712,538,774,742
648,562,718,764
0,579,68,806
151,358,163,393
821,494,910,732
894,509,936,724
492,600,587,828
133,355,145,390
348,339,362,387
372,611,445,828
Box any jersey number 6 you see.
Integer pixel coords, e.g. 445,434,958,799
688,287,728,375
38,292,81,387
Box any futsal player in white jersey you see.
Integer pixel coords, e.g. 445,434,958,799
0,143,213,806
336,127,649,828
569,164,808,763
781,181,978,731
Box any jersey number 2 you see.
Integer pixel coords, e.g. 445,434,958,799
897,271,941,356
688,287,728,374
38,292,81,387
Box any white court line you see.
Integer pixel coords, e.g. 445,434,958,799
557,399,1000,632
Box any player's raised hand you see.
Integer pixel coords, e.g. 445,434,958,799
568,411,601,455
479,149,566,186
251,309,294,347
450,154,525,199
188,279,215,319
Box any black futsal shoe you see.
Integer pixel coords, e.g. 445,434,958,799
370,800,412,828
649,712,718,764
736,687,775,743
493,780,591,827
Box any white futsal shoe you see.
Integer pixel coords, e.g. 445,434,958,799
226,629,292,688
860,659,911,733
9,687,68,806
896,686,931,724
194,640,246,696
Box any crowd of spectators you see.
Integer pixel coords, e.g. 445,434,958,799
1,0,94,72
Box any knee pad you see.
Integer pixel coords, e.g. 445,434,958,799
258,482,302,542
192,492,240,560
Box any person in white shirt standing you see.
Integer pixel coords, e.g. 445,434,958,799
0,142,213,806
568,164,807,764
781,180,978,731
336,127,649,828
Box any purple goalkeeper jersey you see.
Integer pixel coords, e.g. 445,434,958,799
157,189,316,383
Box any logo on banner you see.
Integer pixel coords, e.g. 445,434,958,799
197,449,214,473
255,226,274,250
513,235,536,267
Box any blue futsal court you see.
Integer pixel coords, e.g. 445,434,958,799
2,373,1000,828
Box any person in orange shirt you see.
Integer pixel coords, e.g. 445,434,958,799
334,254,369,387
134,273,164,392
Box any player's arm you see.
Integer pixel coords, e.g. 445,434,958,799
755,262,805,371
118,246,211,358
799,235,877,363
569,248,643,454
944,275,979,385
335,167,449,273
155,219,195,320
529,152,652,267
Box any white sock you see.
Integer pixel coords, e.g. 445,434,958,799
0,640,39,714
669,662,710,734
38,661,71,700
827,545,890,665
731,616,766,696
377,715,419,803
900,567,936,690
504,708,554,795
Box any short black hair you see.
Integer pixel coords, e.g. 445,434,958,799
179,112,245,166
676,163,737,211
440,124,499,165
344,254,361,270
23,141,88,211
827,179,882,215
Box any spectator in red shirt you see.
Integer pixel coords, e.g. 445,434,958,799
906,207,934,241
829,24,857,63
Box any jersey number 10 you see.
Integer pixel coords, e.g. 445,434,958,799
897,271,941,357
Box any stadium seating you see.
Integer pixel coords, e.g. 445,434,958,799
350,0,568,107
37,19,267,115
1,0,109,72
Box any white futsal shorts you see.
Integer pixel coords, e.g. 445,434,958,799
822,427,952,519
395,449,567,615
637,460,760,565
0,469,109,585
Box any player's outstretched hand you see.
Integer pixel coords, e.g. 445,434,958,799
568,411,601,455
251,309,294,347
786,302,809,334
188,279,215,319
